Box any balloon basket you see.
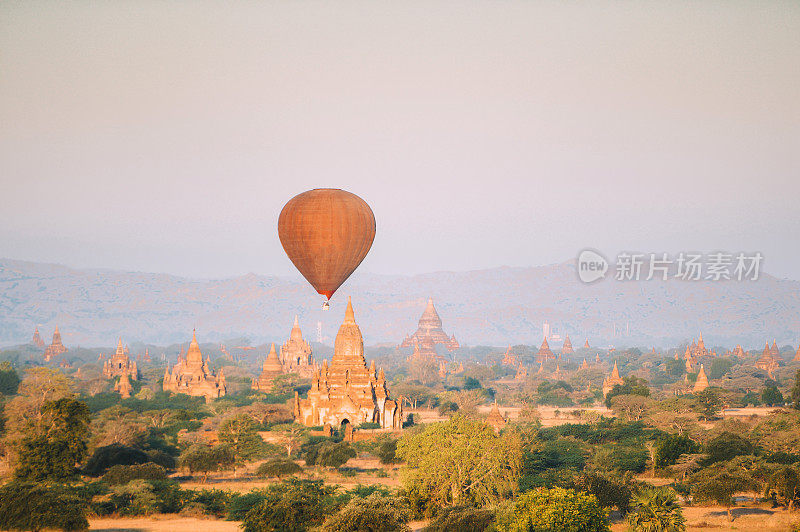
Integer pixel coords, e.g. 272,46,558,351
322,301,330,311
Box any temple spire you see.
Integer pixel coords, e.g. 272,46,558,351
344,297,355,324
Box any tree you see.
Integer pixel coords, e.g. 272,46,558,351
767,467,800,510
762,384,784,407
83,444,151,476
655,434,699,468
692,389,724,420
0,361,21,396
375,438,400,465
256,458,303,478
305,441,356,468
496,487,610,532
14,398,90,481
626,487,686,532
321,493,412,532
218,413,263,465
703,432,753,465
689,463,757,521
179,444,235,483
604,376,650,408
609,395,652,422
396,415,522,510
242,480,334,532
0,481,89,532
791,369,800,409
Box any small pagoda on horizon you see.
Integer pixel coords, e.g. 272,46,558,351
43,326,67,362
400,297,459,352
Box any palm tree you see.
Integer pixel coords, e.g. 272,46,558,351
626,487,686,532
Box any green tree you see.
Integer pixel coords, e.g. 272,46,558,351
655,434,699,468
626,487,685,532
605,376,650,408
375,438,400,465
791,369,800,409
321,492,411,532
0,361,21,395
692,389,724,420
0,481,89,531
762,385,784,407
425,505,495,531
689,463,757,521
396,415,522,510
703,432,753,465
767,467,800,510
497,487,610,532
218,413,263,465
179,444,235,482
242,480,334,532
256,458,303,478
14,398,90,481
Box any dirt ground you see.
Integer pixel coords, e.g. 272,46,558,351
610,503,798,531
89,516,242,532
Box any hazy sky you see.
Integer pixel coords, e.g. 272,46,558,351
2,2,799,280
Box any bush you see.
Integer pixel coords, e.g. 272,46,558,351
425,505,495,531
102,463,168,485
227,490,269,520
189,489,231,517
703,432,754,465
305,441,356,468
257,458,303,478
109,479,159,516
376,439,400,465
321,493,411,531
358,422,381,429
83,444,150,476
574,472,633,515
497,487,610,532
0,481,89,531
242,480,335,532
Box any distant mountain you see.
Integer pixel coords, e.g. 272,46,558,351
1,258,798,349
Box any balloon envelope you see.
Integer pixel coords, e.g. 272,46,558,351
278,188,376,300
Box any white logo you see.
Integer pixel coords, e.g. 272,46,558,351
577,249,608,283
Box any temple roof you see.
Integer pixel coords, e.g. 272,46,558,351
332,297,367,367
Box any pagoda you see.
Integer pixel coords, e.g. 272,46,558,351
163,330,226,403
103,338,138,381
678,333,716,370
536,337,555,362
602,361,625,397
595,353,601,364
485,402,507,433
553,365,563,380
115,372,133,399
294,298,403,429
755,341,782,372
43,326,67,362
252,344,283,392
561,335,574,355
793,345,800,363
584,339,590,349
580,358,589,370
693,364,709,393
502,346,520,367
31,327,45,348
515,365,528,381
400,297,459,351
280,316,316,378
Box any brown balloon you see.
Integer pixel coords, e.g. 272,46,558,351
278,189,376,302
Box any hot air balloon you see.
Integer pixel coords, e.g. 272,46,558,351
278,188,375,309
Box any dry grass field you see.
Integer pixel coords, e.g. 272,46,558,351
610,503,798,531
89,516,242,532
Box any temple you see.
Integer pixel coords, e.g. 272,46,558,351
115,372,133,399
677,333,716,372
693,364,709,393
580,358,589,370
163,330,226,403
103,339,138,381
755,340,782,372
602,361,625,397
584,339,590,349
31,327,45,348
536,337,555,362
515,365,527,381
502,346,520,367
43,326,67,362
294,298,403,430
400,297,459,351
561,335,574,355
794,345,800,363
252,343,283,392
280,316,316,377
485,402,507,433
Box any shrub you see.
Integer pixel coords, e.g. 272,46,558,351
109,479,160,516
227,490,269,520
0,481,89,532
83,444,150,476
102,463,168,485
242,480,335,532
573,472,633,515
188,489,231,518
703,432,754,465
257,458,303,478
425,505,494,531
376,439,400,465
497,487,610,532
358,422,381,429
321,493,411,531
305,441,356,468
